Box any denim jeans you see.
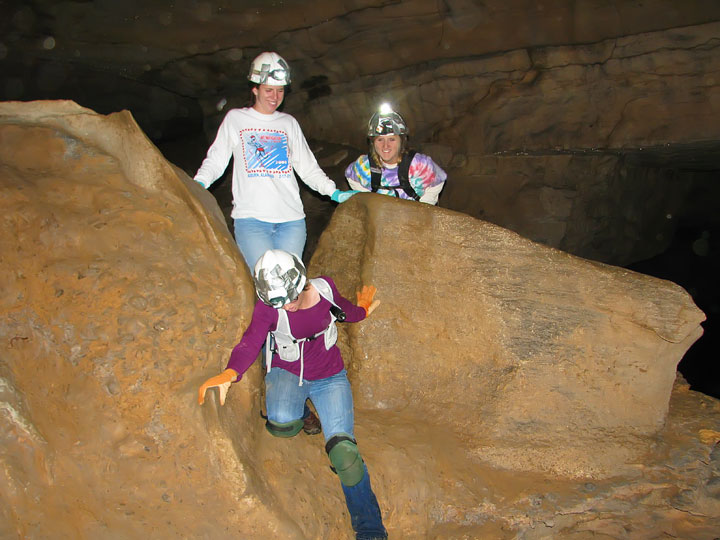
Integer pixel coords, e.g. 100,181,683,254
265,367,354,441
265,368,387,539
233,217,307,270
342,463,388,540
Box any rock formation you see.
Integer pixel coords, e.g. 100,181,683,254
310,191,705,478
2,2,720,267
1,101,719,538
0,100,263,538
297,20,720,266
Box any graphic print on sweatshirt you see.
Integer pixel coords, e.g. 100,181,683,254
242,129,292,178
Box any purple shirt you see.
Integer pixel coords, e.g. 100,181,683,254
226,276,366,381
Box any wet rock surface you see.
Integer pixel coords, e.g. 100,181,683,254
1,101,719,538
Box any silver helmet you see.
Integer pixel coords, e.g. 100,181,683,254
367,103,408,137
248,51,291,85
253,250,306,308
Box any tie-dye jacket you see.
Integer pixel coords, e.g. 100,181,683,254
344,152,447,205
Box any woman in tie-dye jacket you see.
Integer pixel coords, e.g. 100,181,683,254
345,104,447,205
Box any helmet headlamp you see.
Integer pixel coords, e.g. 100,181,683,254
367,103,408,137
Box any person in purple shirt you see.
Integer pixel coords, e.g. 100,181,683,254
198,249,387,540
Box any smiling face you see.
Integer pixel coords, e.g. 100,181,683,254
372,134,401,165
252,84,285,114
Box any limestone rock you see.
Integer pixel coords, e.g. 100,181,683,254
2,100,718,538
0,100,276,538
310,193,705,478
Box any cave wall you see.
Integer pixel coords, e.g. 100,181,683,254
2,1,720,265
290,21,720,264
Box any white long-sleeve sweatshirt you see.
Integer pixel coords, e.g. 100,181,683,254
194,107,337,223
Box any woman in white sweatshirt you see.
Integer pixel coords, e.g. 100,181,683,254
194,51,357,270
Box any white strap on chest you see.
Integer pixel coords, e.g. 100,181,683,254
265,278,339,386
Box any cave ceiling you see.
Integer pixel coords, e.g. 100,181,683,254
3,0,720,138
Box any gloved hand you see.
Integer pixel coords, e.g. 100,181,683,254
198,368,238,406
356,285,380,316
331,189,361,203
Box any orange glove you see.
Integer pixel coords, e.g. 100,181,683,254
198,368,238,406
356,285,380,316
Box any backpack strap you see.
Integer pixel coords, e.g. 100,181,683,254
310,277,334,302
309,278,342,355
397,150,420,201
268,309,309,384
266,309,293,374
309,277,346,321
368,154,383,194
368,151,421,201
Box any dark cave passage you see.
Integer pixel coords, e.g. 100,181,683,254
628,219,719,399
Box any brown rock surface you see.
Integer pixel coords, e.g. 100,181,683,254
1,101,719,538
310,193,706,478
0,100,268,538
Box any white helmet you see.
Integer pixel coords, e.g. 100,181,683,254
248,52,291,85
253,250,306,308
367,103,408,137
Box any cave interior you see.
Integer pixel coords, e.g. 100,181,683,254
1,0,718,398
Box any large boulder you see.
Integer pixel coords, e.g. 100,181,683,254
0,100,274,538
310,193,705,477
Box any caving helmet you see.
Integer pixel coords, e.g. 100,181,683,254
253,249,306,308
367,102,408,137
248,51,291,85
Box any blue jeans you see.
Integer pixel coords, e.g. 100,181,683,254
342,463,387,540
265,368,387,539
265,367,354,441
233,217,307,270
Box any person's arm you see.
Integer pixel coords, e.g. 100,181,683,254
198,301,275,405
345,157,372,193
225,301,276,378
323,276,379,323
288,118,338,197
347,178,366,191
420,181,445,205
193,112,239,188
411,154,448,205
